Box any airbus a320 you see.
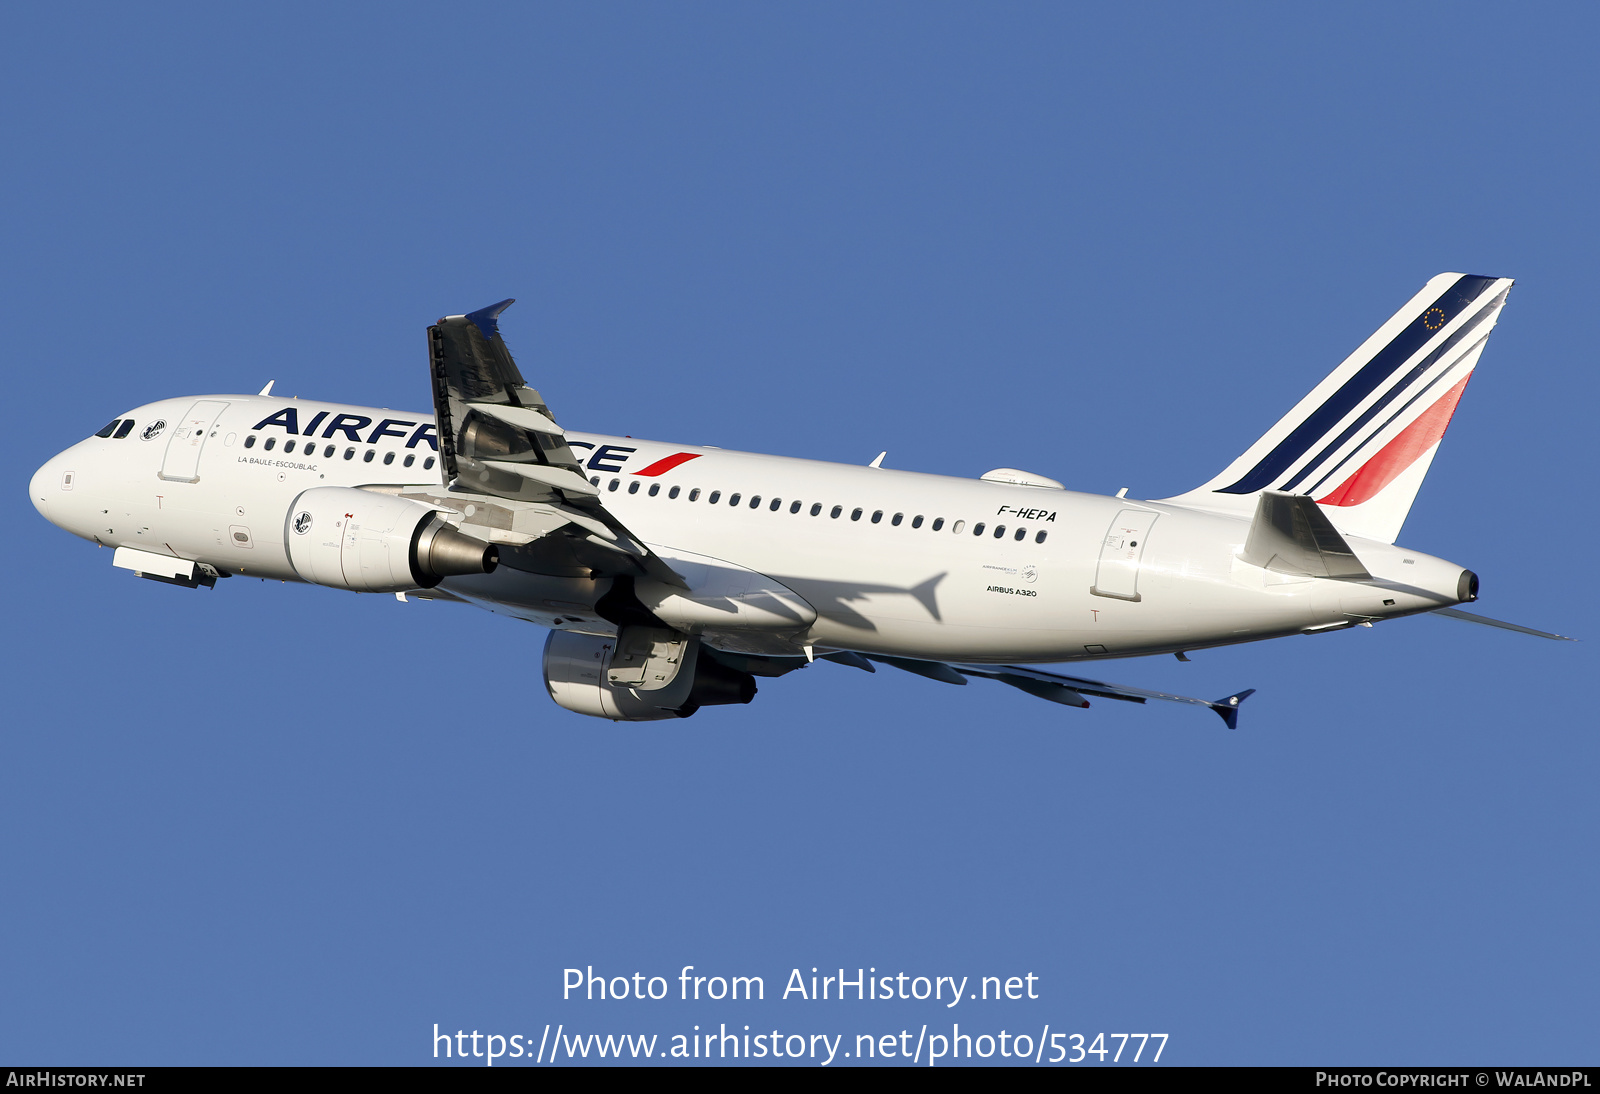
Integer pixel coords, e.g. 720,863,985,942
29,273,1568,725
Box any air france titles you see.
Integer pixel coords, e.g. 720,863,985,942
250,408,438,450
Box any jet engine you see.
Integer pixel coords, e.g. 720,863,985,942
284,486,497,593
543,630,757,721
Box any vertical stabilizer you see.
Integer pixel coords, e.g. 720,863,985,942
1161,273,1512,543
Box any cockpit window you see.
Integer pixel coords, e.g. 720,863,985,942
113,420,135,439
94,420,120,438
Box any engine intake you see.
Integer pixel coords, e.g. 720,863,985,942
285,486,496,593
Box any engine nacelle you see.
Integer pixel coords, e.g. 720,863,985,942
285,486,497,593
543,630,757,721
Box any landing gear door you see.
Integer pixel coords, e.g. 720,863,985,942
159,400,230,483
1091,509,1158,602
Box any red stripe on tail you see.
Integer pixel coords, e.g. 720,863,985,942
1317,374,1472,508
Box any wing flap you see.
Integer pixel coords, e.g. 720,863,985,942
425,301,688,589
466,401,565,436
478,460,599,497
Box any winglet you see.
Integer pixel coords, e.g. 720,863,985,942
464,298,516,340
1210,688,1256,729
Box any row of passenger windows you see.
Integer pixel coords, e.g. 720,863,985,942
588,476,1050,544
243,434,435,469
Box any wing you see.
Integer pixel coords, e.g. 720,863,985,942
423,300,685,587
823,652,1256,728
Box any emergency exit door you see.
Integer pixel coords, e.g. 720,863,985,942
158,400,230,483
1091,509,1158,602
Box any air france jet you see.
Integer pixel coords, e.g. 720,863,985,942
28,273,1568,725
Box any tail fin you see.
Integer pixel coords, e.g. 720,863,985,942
1162,273,1513,543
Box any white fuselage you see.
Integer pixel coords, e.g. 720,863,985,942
29,394,1473,664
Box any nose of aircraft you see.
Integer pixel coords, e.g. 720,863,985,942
30,456,58,523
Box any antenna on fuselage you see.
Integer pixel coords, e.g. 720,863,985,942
258,380,275,396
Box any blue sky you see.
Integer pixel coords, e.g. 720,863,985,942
2,3,1595,1066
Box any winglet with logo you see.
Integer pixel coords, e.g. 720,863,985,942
1210,688,1256,729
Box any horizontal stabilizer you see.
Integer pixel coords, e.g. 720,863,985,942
1241,491,1370,579
1432,607,1575,641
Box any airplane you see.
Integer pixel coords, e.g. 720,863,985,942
27,272,1570,726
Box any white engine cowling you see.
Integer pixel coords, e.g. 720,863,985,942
543,631,757,721
284,486,497,593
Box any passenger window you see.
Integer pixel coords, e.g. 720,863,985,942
830,505,842,519
404,454,415,467
244,435,256,449
891,513,903,526
384,451,395,465
264,437,277,451
1014,527,1026,541
343,447,354,459
851,508,862,521
424,456,436,469
749,495,761,509
790,500,801,514
770,498,781,511
951,520,964,533
690,489,701,501
95,420,120,438
628,481,640,494
284,440,297,454
729,493,741,506
708,491,721,504
912,515,923,528
365,450,375,462
931,517,943,531
669,486,681,499
973,522,985,536
810,503,822,516
590,476,600,486
871,510,882,523
648,483,660,496
324,445,336,458
114,420,135,439
608,479,619,492
1035,531,1047,544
